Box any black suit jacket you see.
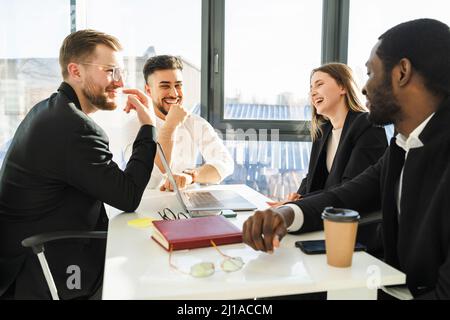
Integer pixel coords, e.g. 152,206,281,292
292,97,450,299
298,111,387,196
0,82,157,299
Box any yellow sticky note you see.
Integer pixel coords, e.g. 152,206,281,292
127,218,155,228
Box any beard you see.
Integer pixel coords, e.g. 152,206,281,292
156,103,169,116
82,78,118,111
367,73,403,126
154,97,182,117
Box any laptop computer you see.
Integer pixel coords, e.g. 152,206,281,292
156,142,257,217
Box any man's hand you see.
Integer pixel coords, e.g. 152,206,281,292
164,104,188,129
242,207,295,253
160,173,192,191
266,192,302,207
122,88,156,126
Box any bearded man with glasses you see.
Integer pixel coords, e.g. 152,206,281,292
0,29,157,299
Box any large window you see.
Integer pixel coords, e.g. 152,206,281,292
224,0,322,122
5,1,430,199
0,0,70,154
0,0,319,199
81,0,202,167
208,0,323,199
84,0,202,113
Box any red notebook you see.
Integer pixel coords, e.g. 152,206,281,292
151,215,243,251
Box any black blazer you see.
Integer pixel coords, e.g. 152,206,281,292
298,111,388,196
292,97,450,299
0,82,157,299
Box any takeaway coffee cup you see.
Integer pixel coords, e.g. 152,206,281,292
321,207,360,268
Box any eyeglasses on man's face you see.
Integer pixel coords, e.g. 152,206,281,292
169,240,245,278
80,62,126,82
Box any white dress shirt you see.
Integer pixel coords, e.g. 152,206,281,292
394,112,434,216
123,114,234,189
326,127,342,173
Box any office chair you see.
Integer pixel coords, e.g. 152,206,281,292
358,210,382,227
357,210,383,259
21,231,107,300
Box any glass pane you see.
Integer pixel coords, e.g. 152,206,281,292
348,0,450,102
224,0,322,121
222,140,312,200
84,0,202,113
0,0,70,165
82,0,202,166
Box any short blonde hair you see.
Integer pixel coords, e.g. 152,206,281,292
59,29,122,79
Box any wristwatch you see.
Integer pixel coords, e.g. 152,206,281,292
182,169,198,184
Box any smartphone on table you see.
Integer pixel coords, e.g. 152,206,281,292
295,240,367,255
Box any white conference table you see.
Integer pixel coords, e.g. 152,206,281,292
102,184,405,300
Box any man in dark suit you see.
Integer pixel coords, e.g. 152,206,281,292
242,18,450,299
0,30,157,299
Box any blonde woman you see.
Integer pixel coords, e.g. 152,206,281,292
269,63,387,206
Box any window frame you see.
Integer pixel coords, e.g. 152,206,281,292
201,0,350,142
69,0,350,143
71,0,350,142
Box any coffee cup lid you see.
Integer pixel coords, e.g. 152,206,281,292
321,207,360,222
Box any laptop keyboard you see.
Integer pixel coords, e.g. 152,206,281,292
184,192,223,208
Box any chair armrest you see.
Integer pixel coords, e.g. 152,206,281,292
359,210,382,227
22,231,107,254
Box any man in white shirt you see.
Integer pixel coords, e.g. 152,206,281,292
242,19,450,299
123,55,234,190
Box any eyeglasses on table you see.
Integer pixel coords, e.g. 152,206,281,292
157,207,189,221
169,240,245,278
